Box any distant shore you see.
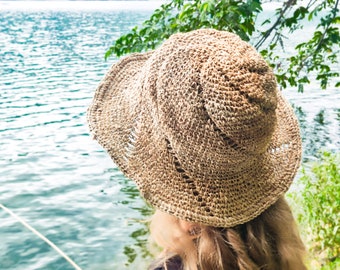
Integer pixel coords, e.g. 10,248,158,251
0,1,163,11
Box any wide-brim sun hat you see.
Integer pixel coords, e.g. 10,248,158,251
87,29,301,227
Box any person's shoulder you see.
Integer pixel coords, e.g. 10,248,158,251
148,255,183,270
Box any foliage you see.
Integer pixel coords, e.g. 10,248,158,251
105,0,339,91
289,152,340,269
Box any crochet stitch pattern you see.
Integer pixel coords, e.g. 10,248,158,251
87,29,301,227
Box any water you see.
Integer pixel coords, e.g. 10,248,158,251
0,1,339,270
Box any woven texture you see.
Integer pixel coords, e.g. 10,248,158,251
87,29,301,227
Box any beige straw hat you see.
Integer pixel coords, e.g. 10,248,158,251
87,29,301,227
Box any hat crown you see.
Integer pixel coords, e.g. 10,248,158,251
142,30,278,177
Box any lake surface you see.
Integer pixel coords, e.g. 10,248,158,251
0,1,339,270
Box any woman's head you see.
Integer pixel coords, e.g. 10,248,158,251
87,29,302,228
88,28,306,270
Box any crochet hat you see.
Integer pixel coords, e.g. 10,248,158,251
87,29,301,227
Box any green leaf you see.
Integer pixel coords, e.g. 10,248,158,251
103,0,339,91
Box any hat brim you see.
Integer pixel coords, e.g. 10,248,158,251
88,49,301,228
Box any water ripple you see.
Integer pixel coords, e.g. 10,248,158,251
0,6,154,270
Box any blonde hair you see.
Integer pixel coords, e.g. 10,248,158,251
149,197,306,270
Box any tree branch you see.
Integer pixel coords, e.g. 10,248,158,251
255,0,297,49
296,0,339,73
